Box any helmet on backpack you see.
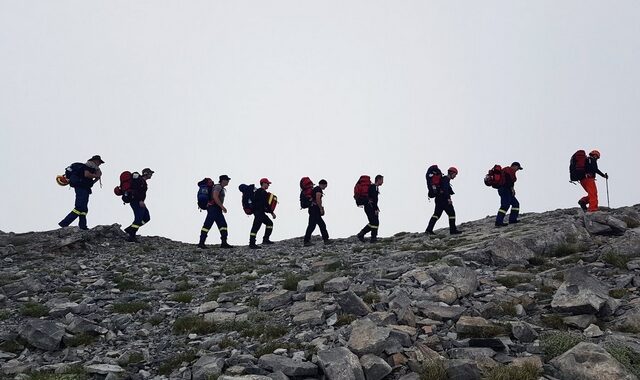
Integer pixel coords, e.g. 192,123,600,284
448,167,458,175
589,150,601,159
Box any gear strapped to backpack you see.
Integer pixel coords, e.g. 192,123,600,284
239,184,256,215
197,178,215,210
266,192,278,213
61,163,87,188
114,171,140,203
569,150,587,182
353,175,372,206
299,177,314,209
425,165,443,198
484,165,505,188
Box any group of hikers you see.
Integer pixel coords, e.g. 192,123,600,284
56,150,608,248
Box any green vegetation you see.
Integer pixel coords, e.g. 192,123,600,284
325,261,343,272
602,251,631,269
550,243,587,257
0,274,21,286
496,275,531,288
457,323,510,339
172,315,217,335
335,314,358,327
419,359,447,380
540,331,584,360
147,315,164,326
126,352,145,365
0,339,24,353
175,280,195,292
206,282,240,301
528,256,546,266
362,292,381,304
246,297,259,308
219,337,240,349
172,313,288,342
0,310,10,320
486,363,541,380
352,246,365,253
65,333,97,347
283,273,304,291
158,351,197,375
114,275,148,291
605,343,640,377
170,292,194,303
26,365,88,380
482,301,518,319
20,301,49,317
540,314,567,330
112,301,150,314
609,288,629,299
254,342,301,358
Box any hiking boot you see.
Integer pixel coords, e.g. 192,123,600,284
124,226,134,235
356,234,366,243
450,230,462,235
303,241,314,247
370,237,378,244
220,242,234,249
578,200,588,212
425,230,436,235
197,243,208,249
126,235,138,243
495,223,509,228
509,220,520,224
262,239,274,245
249,243,262,249
323,239,333,245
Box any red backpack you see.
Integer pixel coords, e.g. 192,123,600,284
569,150,587,181
114,171,140,203
353,175,372,206
425,165,443,198
299,177,314,209
484,165,504,188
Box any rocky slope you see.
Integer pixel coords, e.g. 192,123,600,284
1,206,640,380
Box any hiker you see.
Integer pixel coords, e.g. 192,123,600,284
357,174,383,243
578,150,608,212
426,167,462,235
198,175,233,249
124,168,154,242
249,178,276,249
303,179,331,246
58,155,104,230
495,162,523,227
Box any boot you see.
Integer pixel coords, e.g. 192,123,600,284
425,230,436,235
578,200,587,212
220,238,233,248
249,237,261,249
426,217,437,235
303,241,314,247
495,222,509,228
356,233,366,243
323,239,333,245
262,238,274,245
370,237,378,244
449,219,461,235
126,234,138,243
197,243,208,249
450,229,462,235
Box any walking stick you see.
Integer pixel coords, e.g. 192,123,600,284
606,177,610,209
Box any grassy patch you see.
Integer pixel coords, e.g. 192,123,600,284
540,331,584,360
540,314,567,330
112,301,150,314
219,337,240,349
254,342,301,358
605,343,640,377
175,281,195,292
550,243,587,257
126,352,145,365
482,301,518,319
325,261,343,272
65,333,97,347
457,323,511,339
0,310,10,320
0,274,22,286
609,288,629,299
602,251,631,269
419,359,447,380
622,216,640,229
486,363,541,380
27,365,88,380
114,276,148,291
335,314,358,327
206,282,240,301
147,315,164,326
246,297,259,308
0,339,24,353
420,252,441,263
496,275,531,288
170,292,194,303
362,292,381,304
158,351,197,375
173,315,217,335
20,301,49,317
283,273,304,291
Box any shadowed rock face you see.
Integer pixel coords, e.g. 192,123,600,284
1,205,639,379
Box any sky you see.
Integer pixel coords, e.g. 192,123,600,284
1,1,638,245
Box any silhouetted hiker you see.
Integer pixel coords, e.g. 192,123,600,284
198,175,233,249
495,162,522,227
426,167,462,235
124,168,154,242
578,150,608,212
356,174,383,243
249,178,276,249
303,179,331,246
58,155,104,230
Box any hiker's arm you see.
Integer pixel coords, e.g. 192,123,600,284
84,169,101,179
315,191,323,208
213,188,227,212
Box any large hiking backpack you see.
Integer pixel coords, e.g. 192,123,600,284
569,150,587,181
239,184,256,215
64,163,87,188
353,175,372,206
114,171,140,203
425,165,443,198
299,177,314,209
484,165,504,188
197,178,215,210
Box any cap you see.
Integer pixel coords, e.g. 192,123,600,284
142,168,155,175
219,174,231,182
89,155,104,164
589,150,601,159
260,177,272,184
511,162,523,170
448,167,458,174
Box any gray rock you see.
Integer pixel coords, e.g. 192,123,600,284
292,310,324,326
563,314,597,329
613,305,640,333
403,269,436,288
257,354,317,377
219,376,273,380
192,355,225,380
84,364,125,375
551,267,618,316
334,291,372,317
584,213,627,235
347,319,393,356
65,315,108,335
18,319,65,351
511,322,538,343
397,374,421,380
258,290,292,311
455,316,497,337
297,280,315,293
485,237,535,266
550,342,637,380
290,301,316,315
317,347,365,380
448,347,496,360
359,354,392,380
584,324,604,338
417,303,465,321
428,265,477,299
324,277,351,293
195,301,219,314
204,311,236,323
445,359,481,380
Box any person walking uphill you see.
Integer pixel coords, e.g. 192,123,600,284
58,155,104,230
578,150,608,212
303,179,331,247
198,175,233,249
496,162,523,227
357,175,383,243
124,168,154,242
426,167,462,235
249,178,276,249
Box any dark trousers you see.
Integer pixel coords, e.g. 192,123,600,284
200,206,228,244
426,197,457,233
496,187,520,224
304,206,329,242
250,212,273,243
358,204,379,239
59,187,90,229
126,202,151,236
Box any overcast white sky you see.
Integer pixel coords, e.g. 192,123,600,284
1,1,638,245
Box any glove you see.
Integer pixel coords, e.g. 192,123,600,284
605,173,609,179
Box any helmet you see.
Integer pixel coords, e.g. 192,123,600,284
56,175,69,186
589,150,601,159
260,177,272,185
448,167,458,175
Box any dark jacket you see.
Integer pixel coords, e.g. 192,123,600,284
312,186,323,207
368,184,379,211
131,178,148,202
436,176,454,200
501,167,518,189
585,157,606,177
253,187,269,213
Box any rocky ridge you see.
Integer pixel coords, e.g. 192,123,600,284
1,205,640,380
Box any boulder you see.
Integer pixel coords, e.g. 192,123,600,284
511,322,538,343
347,319,394,356
334,291,372,317
84,364,125,375
192,355,225,380
292,310,324,326
551,267,618,316
428,265,477,300
258,290,292,311
324,277,351,293
445,359,481,380
360,354,392,380
257,354,317,377
550,342,637,380
485,237,535,266
317,347,365,380
18,319,65,351
584,213,627,235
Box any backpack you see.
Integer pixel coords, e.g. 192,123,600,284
425,165,443,198
484,165,505,188
299,177,314,209
239,184,256,215
266,192,278,213
353,175,372,206
197,178,215,210
113,171,140,203
64,163,87,188
569,150,587,181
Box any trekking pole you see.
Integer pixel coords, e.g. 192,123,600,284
606,177,610,209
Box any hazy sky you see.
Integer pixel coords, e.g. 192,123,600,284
1,1,638,245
